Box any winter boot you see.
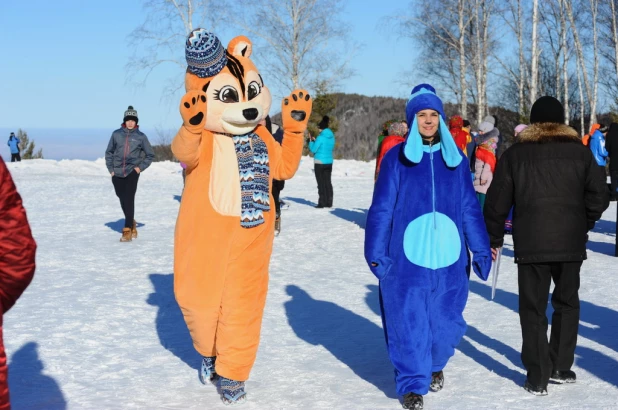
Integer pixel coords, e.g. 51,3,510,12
199,356,218,385
274,214,281,236
120,228,132,242
523,379,548,396
219,377,247,405
402,392,423,409
430,370,444,392
550,370,576,384
131,219,138,239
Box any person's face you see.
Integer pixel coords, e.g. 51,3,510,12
125,120,136,129
416,110,439,138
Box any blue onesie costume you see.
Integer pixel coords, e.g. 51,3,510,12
365,84,492,397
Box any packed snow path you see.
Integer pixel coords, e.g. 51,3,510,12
5,158,618,409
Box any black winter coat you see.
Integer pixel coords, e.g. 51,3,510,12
606,122,618,172
484,123,609,264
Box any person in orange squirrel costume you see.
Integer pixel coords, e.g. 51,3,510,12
171,29,312,405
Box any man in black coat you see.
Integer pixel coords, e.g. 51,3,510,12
484,96,609,396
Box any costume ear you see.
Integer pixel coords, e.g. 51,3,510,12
227,36,252,58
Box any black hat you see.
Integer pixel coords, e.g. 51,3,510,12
462,120,470,128
318,115,329,129
599,124,609,133
10,132,14,136
123,106,139,124
530,96,565,124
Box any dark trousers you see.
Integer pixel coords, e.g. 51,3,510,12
10,153,21,162
112,171,140,228
610,169,618,200
517,262,582,387
272,179,285,217
314,163,333,207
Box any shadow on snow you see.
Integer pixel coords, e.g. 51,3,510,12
104,219,145,233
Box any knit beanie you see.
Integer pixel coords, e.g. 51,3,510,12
530,96,565,124
478,121,494,133
405,83,446,127
483,115,496,125
514,124,528,135
449,115,464,129
318,116,330,129
124,106,138,124
185,28,227,78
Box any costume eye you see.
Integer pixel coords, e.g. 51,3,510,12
216,86,239,103
248,81,261,100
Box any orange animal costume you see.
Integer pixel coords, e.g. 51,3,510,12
171,29,312,399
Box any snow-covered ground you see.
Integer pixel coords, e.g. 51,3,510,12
4,158,618,409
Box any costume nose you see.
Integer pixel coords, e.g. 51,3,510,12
243,108,258,121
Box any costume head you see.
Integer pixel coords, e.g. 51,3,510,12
404,83,462,167
184,28,272,135
124,106,138,124
530,96,564,124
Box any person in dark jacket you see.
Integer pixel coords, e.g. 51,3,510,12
0,157,36,409
484,96,609,396
7,133,20,162
606,122,618,200
105,106,155,242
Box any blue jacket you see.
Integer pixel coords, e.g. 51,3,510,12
105,126,155,177
7,136,19,154
309,128,335,164
590,130,608,166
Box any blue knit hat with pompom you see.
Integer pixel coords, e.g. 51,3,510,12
185,28,227,78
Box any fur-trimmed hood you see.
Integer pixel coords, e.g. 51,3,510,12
518,123,580,144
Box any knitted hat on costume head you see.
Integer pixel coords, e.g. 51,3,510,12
124,106,138,124
185,28,227,78
404,84,462,168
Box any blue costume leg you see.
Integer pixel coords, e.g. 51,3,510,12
379,274,433,396
429,272,469,372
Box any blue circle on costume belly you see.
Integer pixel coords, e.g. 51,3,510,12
403,212,461,269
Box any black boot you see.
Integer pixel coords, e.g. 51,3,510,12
429,370,444,392
523,379,548,396
550,370,576,384
402,392,423,409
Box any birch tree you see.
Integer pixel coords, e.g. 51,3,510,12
234,0,354,94
126,0,228,99
589,0,600,125
529,0,540,106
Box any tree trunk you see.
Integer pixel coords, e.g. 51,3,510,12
560,0,569,124
576,57,585,135
530,0,539,106
611,0,618,80
518,0,525,118
565,0,593,125
459,0,468,118
590,0,599,125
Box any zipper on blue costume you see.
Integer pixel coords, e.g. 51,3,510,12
430,141,436,229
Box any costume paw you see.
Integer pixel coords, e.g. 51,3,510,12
281,90,312,134
180,90,207,133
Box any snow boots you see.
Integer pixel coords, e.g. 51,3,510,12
132,219,138,239
120,228,132,242
199,356,218,385
523,379,548,396
275,214,281,236
429,371,444,392
402,392,423,409
550,370,576,384
219,377,247,405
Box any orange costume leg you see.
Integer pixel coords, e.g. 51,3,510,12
215,223,274,381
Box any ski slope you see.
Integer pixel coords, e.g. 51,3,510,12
4,158,618,409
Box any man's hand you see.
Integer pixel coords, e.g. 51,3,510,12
135,168,141,174
491,248,501,261
111,172,115,177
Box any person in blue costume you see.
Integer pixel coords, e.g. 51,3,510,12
364,84,492,410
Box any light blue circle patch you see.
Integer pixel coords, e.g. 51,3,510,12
403,212,461,269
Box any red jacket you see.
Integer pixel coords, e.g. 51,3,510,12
375,135,405,179
0,158,36,409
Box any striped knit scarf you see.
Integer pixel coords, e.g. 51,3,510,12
232,132,270,228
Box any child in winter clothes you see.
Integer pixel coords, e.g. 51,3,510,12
0,157,36,409
7,133,20,162
473,120,499,210
365,83,492,410
374,121,408,179
590,125,609,169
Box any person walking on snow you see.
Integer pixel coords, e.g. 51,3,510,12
105,106,155,242
589,124,609,170
0,156,36,409
473,118,499,210
375,121,408,179
365,83,492,410
484,96,609,396
606,123,618,201
309,116,335,208
7,133,21,162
